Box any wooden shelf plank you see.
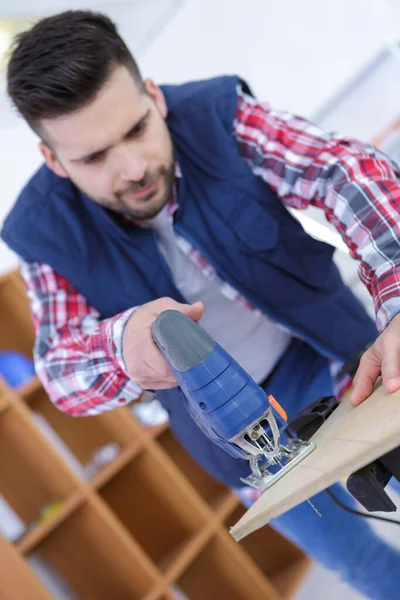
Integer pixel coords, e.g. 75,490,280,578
156,496,254,584
0,268,309,600
141,584,172,600
91,440,144,489
270,558,311,600
160,525,214,580
0,534,53,600
224,503,309,598
37,495,162,599
217,530,283,600
17,375,42,402
0,401,82,525
153,426,230,511
0,393,10,414
173,532,283,600
212,491,240,521
17,489,87,555
0,270,36,357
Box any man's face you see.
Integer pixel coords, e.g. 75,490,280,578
40,65,175,220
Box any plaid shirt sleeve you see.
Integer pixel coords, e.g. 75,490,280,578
20,260,142,416
234,86,400,332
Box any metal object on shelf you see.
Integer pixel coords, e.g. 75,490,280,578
83,442,121,479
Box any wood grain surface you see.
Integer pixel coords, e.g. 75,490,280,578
230,383,400,541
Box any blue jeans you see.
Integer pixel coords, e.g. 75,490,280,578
235,339,400,600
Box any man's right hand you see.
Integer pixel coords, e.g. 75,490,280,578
122,297,204,390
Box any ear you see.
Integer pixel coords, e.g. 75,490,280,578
144,78,168,119
39,142,68,178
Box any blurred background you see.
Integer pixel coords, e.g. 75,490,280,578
1,2,400,599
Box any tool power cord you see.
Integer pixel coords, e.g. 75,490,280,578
326,488,400,527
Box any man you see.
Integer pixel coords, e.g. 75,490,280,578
3,10,400,598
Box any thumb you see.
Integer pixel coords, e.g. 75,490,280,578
181,301,204,322
381,345,400,394
350,348,381,406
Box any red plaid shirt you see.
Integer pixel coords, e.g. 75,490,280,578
20,85,400,416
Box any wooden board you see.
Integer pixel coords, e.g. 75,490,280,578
230,383,400,541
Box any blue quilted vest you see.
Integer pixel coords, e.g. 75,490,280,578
1,75,376,486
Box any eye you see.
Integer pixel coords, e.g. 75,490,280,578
126,120,147,139
83,151,105,165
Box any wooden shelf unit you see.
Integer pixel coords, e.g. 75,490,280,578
0,270,309,599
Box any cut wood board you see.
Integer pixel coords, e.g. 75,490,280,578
230,384,400,541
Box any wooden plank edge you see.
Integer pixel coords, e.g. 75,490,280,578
230,423,400,541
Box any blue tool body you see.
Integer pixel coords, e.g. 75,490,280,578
152,310,288,460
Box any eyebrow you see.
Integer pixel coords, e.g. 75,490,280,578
70,109,151,164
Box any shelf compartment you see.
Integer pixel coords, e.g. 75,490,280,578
18,489,86,555
160,520,214,577
157,428,228,509
0,404,79,525
90,440,143,489
0,271,35,358
27,552,80,600
31,499,159,600
215,492,241,520
176,533,280,600
99,448,206,570
23,383,143,470
225,504,309,598
0,534,53,600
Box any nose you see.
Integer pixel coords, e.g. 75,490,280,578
114,144,147,181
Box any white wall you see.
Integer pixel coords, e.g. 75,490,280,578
0,0,398,275
139,0,394,115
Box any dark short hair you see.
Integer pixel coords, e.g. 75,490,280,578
7,10,144,134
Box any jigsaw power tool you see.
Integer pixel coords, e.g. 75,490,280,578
152,309,315,492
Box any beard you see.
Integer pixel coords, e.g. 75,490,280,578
62,151,176,222
100,157,176,221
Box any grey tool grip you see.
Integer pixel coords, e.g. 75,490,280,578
152,310,216,372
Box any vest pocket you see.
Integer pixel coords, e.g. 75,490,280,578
233,202,279,252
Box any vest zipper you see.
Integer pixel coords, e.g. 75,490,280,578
173,223,340,362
